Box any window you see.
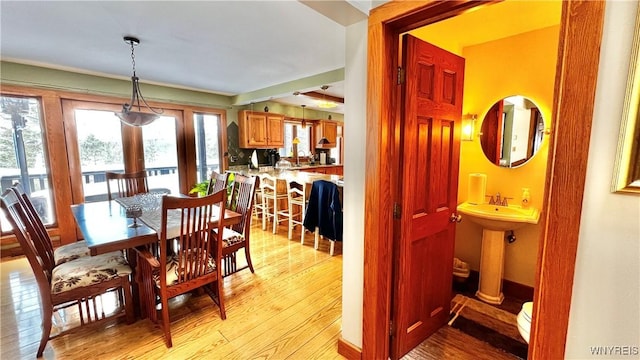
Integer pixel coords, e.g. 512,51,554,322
279,122,311,158
0,95,55,231
74,109,124,201
194,113,223,184
142,116,179,194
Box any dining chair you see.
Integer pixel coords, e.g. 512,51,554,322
134,190,228,348
260,174,288,234
0,189,134,358
11,183,90,266
222,174,258,276
105,170,149,201
285,179,308,244
206,171,230,196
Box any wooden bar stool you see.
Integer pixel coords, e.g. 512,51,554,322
285,179,308,244
260,174,287,234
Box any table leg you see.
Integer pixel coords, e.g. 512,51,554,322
125,248,144,319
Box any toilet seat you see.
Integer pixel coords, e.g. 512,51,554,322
517,301,533,343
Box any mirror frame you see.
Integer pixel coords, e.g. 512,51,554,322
612,6,640,194
480,95,545,168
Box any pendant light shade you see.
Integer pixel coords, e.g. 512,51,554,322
115,36,163,126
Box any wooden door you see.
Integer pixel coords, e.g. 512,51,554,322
390,35,464,359
238,111,268,148
266,114,284,146
317,121,338,148
480,100,504,165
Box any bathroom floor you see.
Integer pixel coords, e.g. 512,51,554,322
402,285,529,360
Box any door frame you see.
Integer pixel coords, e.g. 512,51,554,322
362,1,605,360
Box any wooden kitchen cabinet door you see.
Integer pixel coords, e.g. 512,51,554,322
316,121,337,148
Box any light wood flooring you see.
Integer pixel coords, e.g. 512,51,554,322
2,220,520,359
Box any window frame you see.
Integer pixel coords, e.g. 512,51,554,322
280,119,312,161
0,84,227,253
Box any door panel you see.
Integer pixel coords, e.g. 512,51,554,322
391,34,464,359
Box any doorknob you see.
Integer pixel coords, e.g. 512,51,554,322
450,213,462,223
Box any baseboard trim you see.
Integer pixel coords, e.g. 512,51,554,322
502,278,534,301
338,337,362,360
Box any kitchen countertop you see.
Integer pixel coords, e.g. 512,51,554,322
228,168,343,186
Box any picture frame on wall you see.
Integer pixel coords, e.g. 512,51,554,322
612,5,640,194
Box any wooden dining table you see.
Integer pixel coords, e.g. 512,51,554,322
71,194,242,318
71,195,242,256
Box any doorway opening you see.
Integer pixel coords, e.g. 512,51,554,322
361,1,605,360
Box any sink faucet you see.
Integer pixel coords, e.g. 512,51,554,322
487,192,512,206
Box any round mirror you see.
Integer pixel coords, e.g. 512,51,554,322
480,95,545,168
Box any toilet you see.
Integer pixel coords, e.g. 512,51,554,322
517,301,533,343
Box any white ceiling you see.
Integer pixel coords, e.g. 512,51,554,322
0,1,560,116
0,1,365,113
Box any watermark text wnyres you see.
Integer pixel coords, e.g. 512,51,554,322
589,346,639,356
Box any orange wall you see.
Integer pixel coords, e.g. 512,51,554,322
455,25,560,287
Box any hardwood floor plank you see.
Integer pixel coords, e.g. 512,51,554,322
2,219,520,359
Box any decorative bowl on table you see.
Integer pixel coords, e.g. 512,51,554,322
125,204,143,228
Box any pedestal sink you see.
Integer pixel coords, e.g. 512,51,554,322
457,201,540,304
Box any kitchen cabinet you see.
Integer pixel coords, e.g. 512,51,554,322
315,121,337,149
298,165,343,175
238,110,284,148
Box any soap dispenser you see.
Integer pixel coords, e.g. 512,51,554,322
521,188,531,208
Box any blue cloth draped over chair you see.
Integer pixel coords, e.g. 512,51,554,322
303,180,343,242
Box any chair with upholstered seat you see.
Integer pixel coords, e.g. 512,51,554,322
134,190,227,348
285,179,308,244
206,171,230,196
105,170,149,201
0,188,134,358
221,174,259,276
260,174,288,234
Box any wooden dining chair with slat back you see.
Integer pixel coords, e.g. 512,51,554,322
0,188,135,358
133,190,228,348
206,171,230,195
222,174,259,276
105,170,149,201
12,183,90,266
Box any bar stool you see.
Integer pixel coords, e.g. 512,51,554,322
252,174,266,224
260,174,287,234
285,179,308,244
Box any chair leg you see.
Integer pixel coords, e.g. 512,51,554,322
330,241,335,256
288,212,294,240
244,243,255,273
261,197,267,231
314,227,320,249
272,198,278,234
216,278,227,320
160,296,172,348
122,277,135,324
37,307,53,357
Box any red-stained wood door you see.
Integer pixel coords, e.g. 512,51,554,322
390,35,465,359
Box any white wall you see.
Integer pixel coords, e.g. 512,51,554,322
341,19,368,348
565,1,640,358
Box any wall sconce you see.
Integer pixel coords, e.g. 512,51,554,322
462,114,477,141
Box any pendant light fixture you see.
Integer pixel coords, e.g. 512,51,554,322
301,104,307,128
115,36,163,126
